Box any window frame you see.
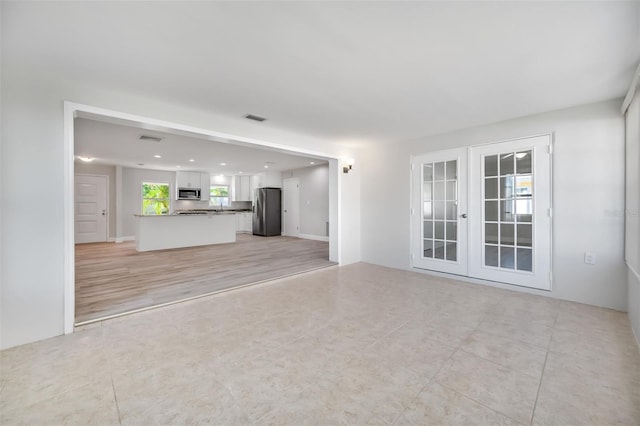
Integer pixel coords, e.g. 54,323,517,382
141,181,171,215
209,184,230,207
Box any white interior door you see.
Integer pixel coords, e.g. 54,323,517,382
468,135,552,290
75,175,108,244
411,148,468,276
283,178,300,237
411,135,552,291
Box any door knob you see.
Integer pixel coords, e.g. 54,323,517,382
461,213,468,218
102,209,106,216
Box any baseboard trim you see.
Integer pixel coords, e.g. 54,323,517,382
627,264,640,352
298,233,329,242
108,236,135,243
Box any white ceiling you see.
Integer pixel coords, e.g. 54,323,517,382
74,118,326,174
7,1,640,144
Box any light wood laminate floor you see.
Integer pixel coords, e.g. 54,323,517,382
75,234,334,323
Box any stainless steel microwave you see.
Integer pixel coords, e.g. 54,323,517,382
177,188,201,200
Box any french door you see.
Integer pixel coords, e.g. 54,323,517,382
411,148,468,275
411,135,552,291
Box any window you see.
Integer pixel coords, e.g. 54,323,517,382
142,182,170,215
209,185,229,207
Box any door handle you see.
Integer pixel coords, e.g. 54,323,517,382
461,213,468,218
102,209,107,216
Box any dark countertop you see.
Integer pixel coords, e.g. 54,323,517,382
172,209,252,216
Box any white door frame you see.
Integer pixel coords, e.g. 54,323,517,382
74,173,109,243
410,147,468,276
63,102,342,334
282,178,300,237
468,134,553,290
410,133,553,291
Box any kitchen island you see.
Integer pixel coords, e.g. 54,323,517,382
134,212,236,252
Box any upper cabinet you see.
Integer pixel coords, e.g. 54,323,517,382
176,171,201,189
233,175,252,201
175,171,210,201
252,171,282,190
200,173,210,201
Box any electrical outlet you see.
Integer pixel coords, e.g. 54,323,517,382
584,252,596,265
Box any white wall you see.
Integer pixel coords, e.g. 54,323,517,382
625,90,640,344
630,271,640,347
340,156,362,266
74,162,116,240
281,164,329,237
361,99,628,311
1,45,360,350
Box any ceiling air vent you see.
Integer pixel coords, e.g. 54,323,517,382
139,135,163,142
244,114,267,122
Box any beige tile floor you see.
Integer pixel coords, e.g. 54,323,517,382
1,263,639,425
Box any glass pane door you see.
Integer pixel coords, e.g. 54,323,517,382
423,160,458,261
483,150,533,272
469,135,552,290
412,148,467,276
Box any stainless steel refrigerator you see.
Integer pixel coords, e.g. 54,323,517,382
253,187,281,236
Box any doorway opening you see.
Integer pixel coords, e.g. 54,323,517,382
65,102,341,332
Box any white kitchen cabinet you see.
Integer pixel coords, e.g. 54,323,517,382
176,171,201,189
200,173,210,201
252,172,281,190
252,175,263,191
233,175,252,201
243,212,252,231
235,212,252,233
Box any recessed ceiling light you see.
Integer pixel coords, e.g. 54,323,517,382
78,156,95,162
176,165,181,168
189,159,195,162
264,165,269,169
154,155,162,158
310,161,315,165
238,171,243,174
219,162,227,166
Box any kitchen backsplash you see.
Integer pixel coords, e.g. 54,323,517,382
230,201,252,210
174,200,210,210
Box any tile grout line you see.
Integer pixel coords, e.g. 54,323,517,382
531,306,589,424
528,350,550,426
435,381,525,425
440,306,523,422
389,340,466,426
428,304,542,425
388,383,427,426
101,327,123,425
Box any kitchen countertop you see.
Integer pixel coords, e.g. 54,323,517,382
134,209,252,217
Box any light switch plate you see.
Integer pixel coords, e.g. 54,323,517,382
584,252,596,265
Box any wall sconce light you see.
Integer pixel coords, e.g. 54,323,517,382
343,158,355,174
